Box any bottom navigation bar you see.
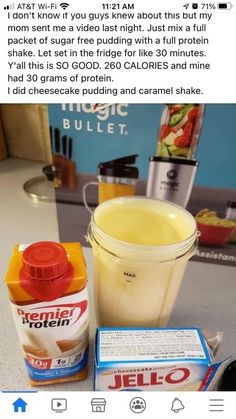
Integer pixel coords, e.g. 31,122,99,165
0,391,233,418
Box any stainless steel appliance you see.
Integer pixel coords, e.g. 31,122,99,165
146,156,199,208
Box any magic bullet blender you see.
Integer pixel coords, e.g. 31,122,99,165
147,104,205,208
147,156,199,208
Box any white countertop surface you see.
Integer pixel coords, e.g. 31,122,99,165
0,158,236,391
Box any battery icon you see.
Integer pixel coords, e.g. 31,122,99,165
217,2,233,8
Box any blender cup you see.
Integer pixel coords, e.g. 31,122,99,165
157,104,205,159
98,154,139,203
88,197,197,328
146,156,199,208
83,155,139,213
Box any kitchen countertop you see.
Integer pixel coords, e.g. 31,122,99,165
0,158,236,391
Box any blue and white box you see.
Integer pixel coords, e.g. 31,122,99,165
95,328,214,391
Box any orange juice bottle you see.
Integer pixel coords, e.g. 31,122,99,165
5,242,89,386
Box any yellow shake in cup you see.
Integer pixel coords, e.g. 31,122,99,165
88,197,197,327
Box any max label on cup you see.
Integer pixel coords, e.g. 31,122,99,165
5,242,89,386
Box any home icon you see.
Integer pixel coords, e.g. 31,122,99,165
91,398,106,412
12,398,28,413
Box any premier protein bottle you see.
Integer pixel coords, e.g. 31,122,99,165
5,242,89,386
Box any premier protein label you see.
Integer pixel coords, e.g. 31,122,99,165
95,328,212,391
11,289,89,381
16,301,87,329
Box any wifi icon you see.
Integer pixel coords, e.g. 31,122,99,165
60,2,69,9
